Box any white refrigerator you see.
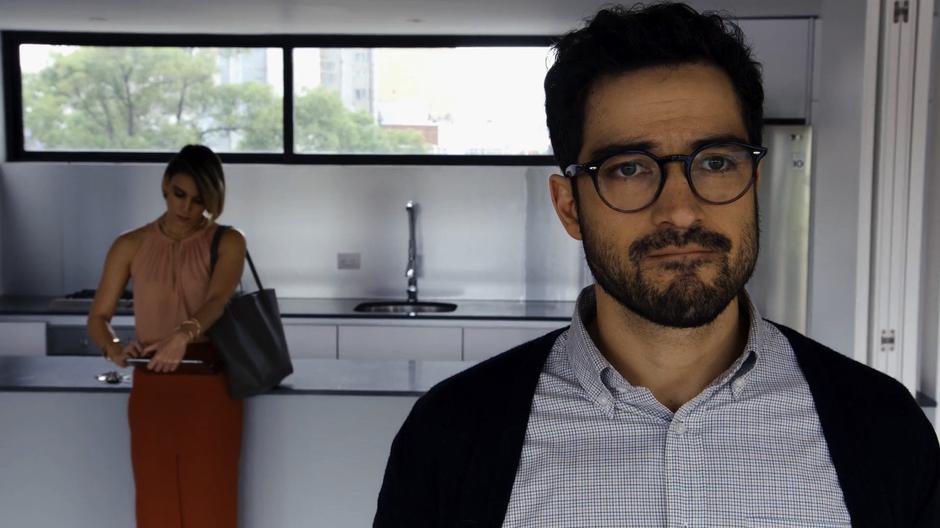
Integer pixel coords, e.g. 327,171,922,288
747,124,813,333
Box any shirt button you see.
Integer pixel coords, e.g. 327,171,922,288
597,396,609,406
669,420,687,434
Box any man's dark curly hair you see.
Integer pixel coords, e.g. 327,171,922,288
544,2,764,171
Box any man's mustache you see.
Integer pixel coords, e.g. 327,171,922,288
629,226,732,263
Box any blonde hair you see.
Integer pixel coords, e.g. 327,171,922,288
163,144,226,220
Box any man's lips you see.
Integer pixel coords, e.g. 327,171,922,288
646,247,716,259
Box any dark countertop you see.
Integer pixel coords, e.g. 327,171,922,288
0,295,575,321
2,357,936,427
277,298,574,321
0,356,475,396
0,296,135,316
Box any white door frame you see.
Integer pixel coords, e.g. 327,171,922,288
860,0,934,394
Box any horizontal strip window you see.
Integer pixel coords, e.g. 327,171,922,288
15,152,558,166
3,32,558,165
17,44,284,154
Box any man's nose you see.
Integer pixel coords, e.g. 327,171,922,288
648,162,704,229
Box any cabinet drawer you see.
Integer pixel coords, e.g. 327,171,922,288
46,325,136,356
463,327,554,361
0,321,47,356
338,325,462,361
282,323,337,359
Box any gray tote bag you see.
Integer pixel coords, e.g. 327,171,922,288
208,225,293,398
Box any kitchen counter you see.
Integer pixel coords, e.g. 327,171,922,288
0,355,476,395
2,356,936,528
6,355,935,423
0,356,431,528
0,295,134,316
278,297,575,320
0,295,575,320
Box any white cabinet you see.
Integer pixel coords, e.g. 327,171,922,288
338,325,462,361
738,18,815,120
30,315,135,356
282,322,337,359
282,318,566,362
0,315,135,357
0,312,565,361
0,321,47,356
463,326,557,361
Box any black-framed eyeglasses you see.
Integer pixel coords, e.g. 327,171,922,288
564,141,768,213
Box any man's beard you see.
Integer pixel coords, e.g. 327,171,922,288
580,205,759,329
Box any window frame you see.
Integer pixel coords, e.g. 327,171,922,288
2,31,558,165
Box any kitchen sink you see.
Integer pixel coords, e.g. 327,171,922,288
353,301,458,314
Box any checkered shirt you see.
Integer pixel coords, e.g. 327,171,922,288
502,286,851,528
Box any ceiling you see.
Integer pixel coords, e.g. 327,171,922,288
0,0,823,35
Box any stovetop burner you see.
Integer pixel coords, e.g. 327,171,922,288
50,289,133,309
64,289,132,300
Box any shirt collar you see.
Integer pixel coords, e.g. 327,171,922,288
566,285,766,408
567,287,617,412
725,292,764,398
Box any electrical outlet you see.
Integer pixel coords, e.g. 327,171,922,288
337,252,361,270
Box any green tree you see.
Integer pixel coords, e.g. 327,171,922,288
22,47,429,154
287,87,428,154
24,47,227,150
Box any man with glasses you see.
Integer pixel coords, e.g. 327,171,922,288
374,3,939,527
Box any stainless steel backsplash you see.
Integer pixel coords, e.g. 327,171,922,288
0,127,814,321
0,163,587,301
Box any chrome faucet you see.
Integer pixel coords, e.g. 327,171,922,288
405,201,418,303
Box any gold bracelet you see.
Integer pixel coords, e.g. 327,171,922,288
175,325,196,343
177,320,199,339
181,318,202,337
175,319,198,341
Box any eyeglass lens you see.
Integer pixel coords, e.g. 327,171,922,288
595,143,756,211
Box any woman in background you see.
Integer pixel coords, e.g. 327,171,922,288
87,144,246,528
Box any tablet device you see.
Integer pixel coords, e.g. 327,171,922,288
127,357,220,374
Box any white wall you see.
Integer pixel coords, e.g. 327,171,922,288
0,0,824,34
805,0,870,355
0,163,584,301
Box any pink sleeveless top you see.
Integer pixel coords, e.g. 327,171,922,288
130,220,219,345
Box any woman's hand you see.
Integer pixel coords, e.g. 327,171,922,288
105,340,142,368
142,331,189,373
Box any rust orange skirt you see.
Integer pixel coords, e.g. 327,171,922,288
128,342,243,528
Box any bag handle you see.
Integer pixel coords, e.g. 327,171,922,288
210,225,264,290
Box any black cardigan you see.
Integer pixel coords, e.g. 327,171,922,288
374,324,940,527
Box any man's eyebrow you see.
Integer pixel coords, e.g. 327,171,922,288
586,133,752,162
688,134,752,150
587,141,656,162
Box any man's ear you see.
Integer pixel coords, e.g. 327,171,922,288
549,174,583,241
